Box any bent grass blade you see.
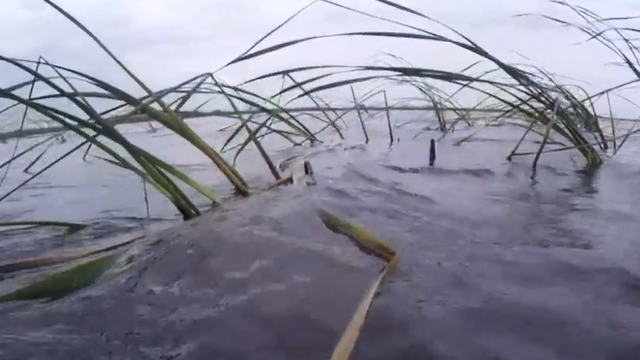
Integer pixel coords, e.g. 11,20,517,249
317,208,397,360
0,220,87,234
0,254,117,303
0,235,140,274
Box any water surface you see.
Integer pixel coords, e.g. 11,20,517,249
0,1,639,358
1,114,639,359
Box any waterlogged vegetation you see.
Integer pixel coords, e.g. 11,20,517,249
1,0,639,356
0,253,116,302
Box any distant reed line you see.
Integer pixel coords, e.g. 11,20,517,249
1,105,636,141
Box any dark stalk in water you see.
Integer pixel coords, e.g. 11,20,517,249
429,139,436,166
142,178,150,219
383,91,394,145
350,86,369,144
304,160,314,176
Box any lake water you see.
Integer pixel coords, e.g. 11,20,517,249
1,114,640,359
1,1,640,359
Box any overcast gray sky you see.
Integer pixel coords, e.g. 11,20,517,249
1,0,639,115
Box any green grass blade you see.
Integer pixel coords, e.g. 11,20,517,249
0,221,87,233
0,254,116,302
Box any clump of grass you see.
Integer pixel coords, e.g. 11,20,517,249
223,0,640,169
0,0,329,298
0,0,322,222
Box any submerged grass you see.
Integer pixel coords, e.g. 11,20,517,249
0,235,140,274
0,253,116,302
0,220,87,234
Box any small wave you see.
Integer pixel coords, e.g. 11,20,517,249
457,137,505,144
23,183,77,190
323,186,359,201
95,216,175,223
383,164,495,178
386,184,437,204
349,166,389,187
383,165,426,174
175,164,208,172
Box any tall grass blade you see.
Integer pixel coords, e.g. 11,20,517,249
39,1,250,195
383,91,394,145
212,79,281,181
607,93,617,153
0,135,56,173
0,57,43,188
221,1,320,71
23,144,51,174
532,98,561,177
350,87,369,144
285,74,344,139
331,264,392,360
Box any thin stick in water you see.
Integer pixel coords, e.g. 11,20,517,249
429,139,436,166
303,160,314,176
142,178,150,219
350,86,369,144
531,100,561,178
383,91,394,145
607,93,617,153
0,57,43,188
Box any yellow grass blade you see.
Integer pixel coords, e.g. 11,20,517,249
317,208,395,262
330,262,393,360
316,208,398,360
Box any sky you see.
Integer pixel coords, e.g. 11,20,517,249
1,0,639,116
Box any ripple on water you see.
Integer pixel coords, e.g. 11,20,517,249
383,164,496,178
